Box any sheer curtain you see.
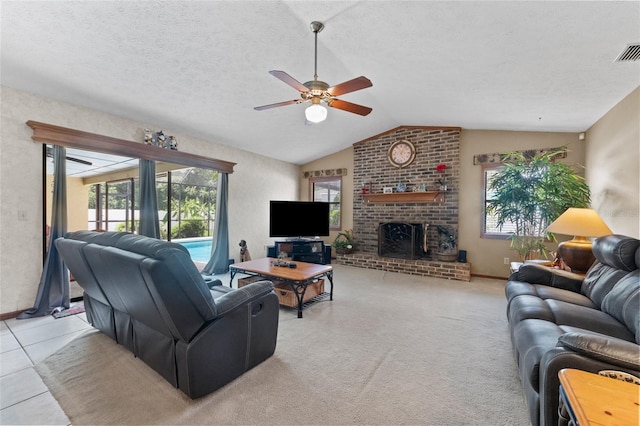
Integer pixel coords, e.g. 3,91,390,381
138,159,160,238
202,173,229,275
18,145,69,318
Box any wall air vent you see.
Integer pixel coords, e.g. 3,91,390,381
615,43,640,62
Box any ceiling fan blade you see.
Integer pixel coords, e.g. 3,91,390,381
46,147,93,165
254,99,304,111
67,157,93,165
328,99,372,116
327,76,372,96
269,70,310,93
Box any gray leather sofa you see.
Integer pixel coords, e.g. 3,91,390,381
55,230,280,399
505,234,640,426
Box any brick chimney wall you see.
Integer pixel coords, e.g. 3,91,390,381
353,126,460,256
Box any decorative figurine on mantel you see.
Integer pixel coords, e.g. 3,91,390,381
144,129,153,145
168,135,178,150
142,129,178,150
156,131,167,148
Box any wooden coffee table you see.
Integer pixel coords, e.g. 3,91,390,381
229,258,333,318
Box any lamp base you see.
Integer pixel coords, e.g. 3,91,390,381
557,236,595,273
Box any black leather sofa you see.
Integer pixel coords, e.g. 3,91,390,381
55,230,280,399
505,234,640,426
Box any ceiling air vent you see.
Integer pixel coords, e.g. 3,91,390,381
615,43,640,62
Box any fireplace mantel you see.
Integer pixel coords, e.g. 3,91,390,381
362,191,444,204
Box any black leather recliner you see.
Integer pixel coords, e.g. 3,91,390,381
56,230,280,398
505,234,640,426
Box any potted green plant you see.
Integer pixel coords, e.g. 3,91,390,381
486,149,591,261
333,229,356,254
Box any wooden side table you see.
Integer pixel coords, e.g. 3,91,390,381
509,260,587,277
509,260,554,274
558,368,639,426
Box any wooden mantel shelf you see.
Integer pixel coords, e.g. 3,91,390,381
26,120,236,174
362,191,444,204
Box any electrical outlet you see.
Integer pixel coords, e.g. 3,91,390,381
503,257,510,265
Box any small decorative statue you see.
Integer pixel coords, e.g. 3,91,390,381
239,240,251,262
156,131,166,148
436,225,458,261
143,129,153,145
168,135,178,150
144,129,177,149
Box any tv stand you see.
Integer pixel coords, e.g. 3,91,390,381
270,240,330,265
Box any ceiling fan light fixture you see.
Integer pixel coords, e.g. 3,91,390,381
305,103,327,123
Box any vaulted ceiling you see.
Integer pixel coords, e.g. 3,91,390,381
2,1,639,165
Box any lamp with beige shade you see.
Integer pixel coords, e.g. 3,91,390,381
546,208,612,273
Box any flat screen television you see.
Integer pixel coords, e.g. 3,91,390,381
269,201,330,238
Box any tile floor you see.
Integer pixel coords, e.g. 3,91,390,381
0,304,93,425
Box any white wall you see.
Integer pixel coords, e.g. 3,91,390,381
0,86,299,315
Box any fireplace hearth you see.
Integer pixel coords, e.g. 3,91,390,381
378,222,426,260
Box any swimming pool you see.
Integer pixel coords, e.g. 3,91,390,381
175,238,212,262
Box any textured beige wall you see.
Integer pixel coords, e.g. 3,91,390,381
0,86,299,314
299,147,354,245
585,86,639,238
459,130,584,277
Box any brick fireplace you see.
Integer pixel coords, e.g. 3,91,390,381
334,126,470,281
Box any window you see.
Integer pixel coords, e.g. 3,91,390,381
482,164,516,238
310,177,341,230
89,179,136,233
88,167,218,240
160,167,218,240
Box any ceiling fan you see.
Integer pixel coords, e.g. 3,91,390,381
254,21,373,123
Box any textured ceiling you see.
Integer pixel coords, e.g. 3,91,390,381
2,1,639,165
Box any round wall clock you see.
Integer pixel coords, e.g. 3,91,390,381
387,140,416,168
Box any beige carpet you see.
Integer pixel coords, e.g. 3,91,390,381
36,265,529,425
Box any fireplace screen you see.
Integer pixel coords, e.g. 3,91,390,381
378,222,426,259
